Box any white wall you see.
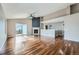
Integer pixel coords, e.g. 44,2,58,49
64,13,79,42
0,4,7,54
7,19,32,37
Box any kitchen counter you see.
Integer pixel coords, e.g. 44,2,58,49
41,29,55,38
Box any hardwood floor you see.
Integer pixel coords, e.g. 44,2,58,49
5,36,79,55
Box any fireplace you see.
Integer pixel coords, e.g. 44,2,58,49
34,30,38,33
33,27,40,35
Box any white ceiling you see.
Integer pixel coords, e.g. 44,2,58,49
1,3,71,19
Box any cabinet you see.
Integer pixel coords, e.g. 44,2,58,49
41,29,55,38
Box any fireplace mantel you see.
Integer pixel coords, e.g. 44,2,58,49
33,27,40,35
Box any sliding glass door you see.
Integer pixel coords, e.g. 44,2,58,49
16,23,27,36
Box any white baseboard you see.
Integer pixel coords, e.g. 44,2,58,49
64,38,79,42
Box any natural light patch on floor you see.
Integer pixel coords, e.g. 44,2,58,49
14,36,38,54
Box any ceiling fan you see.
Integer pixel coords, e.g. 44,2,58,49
27,10,39,19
